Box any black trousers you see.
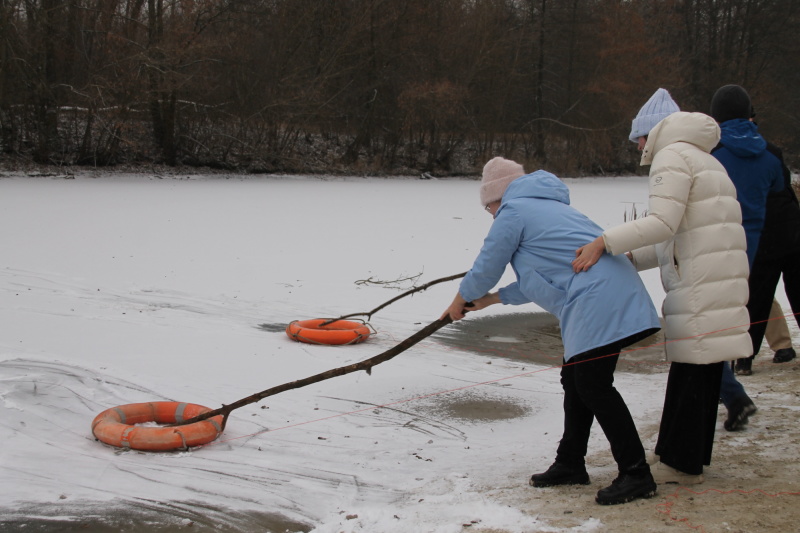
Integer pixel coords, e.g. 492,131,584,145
655,361,724,475
556,329,657,476
746,249,800,358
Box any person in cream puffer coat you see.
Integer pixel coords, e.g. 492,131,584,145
573,107,752,482
605,111,752,365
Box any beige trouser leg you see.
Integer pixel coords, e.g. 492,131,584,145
766,298,792,351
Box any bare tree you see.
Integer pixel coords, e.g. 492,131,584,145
0,0,798,172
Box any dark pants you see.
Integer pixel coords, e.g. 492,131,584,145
655,361,724,475
556,329,657,476
746,249,800,358
720,359,746,409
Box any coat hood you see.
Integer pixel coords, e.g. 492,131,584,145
500,170,570,208
719,118,767,157
640,112,721,166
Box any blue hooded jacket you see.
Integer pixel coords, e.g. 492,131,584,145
459,171,660,360
712,119,783,266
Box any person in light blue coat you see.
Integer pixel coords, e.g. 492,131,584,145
442,157,661,506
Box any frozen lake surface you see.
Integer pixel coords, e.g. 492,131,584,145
0,172,712,532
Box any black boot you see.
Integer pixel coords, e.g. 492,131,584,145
773,347,796,363
595,472,657,505
735,356,753,375
724,396,757,431
529,462,590,488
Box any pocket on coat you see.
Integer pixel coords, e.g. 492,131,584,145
658,240,681,290
519,270,565,317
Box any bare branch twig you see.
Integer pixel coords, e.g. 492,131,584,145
354,273,423,288
322,271,467,325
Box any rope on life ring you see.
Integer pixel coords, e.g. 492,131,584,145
91,401,224,451
285,318,373,345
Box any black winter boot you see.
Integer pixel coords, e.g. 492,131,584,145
724,396,757,431
529,462,590,488
735,356,753,375
595,472,657,505
773,347,796,363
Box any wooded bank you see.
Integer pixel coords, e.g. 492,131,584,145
1,0,798,176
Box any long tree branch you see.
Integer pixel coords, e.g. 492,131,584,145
175,316,455,429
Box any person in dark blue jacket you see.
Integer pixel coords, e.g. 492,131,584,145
709,84,783,430
712,88,800,376
442,157,661,505
711,86,784,266
750,141,800,365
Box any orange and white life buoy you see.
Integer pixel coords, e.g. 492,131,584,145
286,318,372,345
91,401,223,452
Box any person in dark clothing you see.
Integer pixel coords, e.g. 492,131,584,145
736,118,800,372
710,86,784,263
709,85,784,431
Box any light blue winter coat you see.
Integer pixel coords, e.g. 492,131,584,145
459,171,660,360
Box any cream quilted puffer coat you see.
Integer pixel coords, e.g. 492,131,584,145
603,111,752,364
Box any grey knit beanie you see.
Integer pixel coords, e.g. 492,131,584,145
629,88,680,142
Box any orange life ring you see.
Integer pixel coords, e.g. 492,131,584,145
91,401,223,451
286,318,371,345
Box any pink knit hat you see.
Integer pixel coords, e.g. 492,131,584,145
480,157,525,206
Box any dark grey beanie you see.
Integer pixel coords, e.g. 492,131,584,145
710,84,752,123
